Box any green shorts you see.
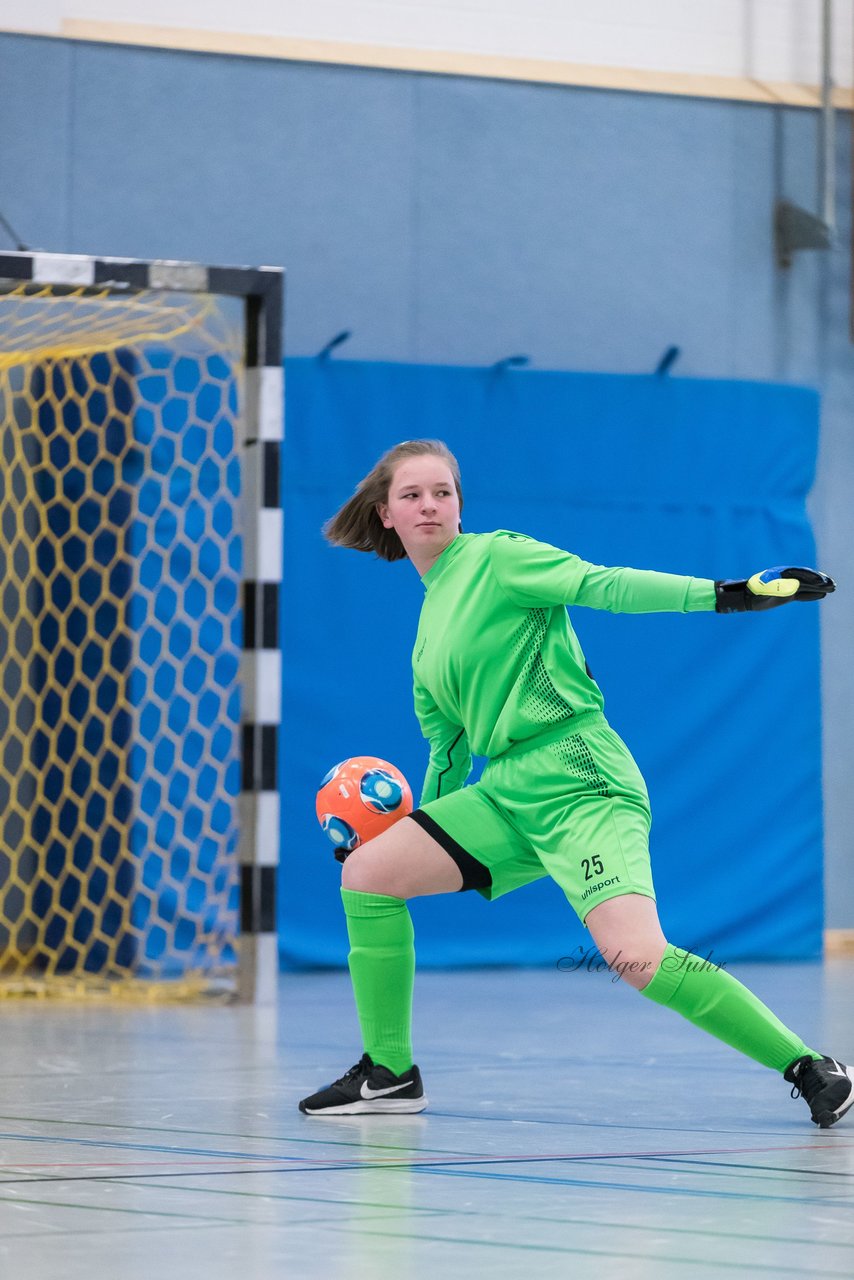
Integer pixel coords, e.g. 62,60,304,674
410,711,655,924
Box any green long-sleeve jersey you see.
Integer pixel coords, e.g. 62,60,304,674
413,531,717,805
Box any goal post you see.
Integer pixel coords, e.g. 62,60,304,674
0,250,283,1002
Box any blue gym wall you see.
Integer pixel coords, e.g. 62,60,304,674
284,360,823,965
1,32,852,940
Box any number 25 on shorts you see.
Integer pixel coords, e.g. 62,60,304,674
581,855,604,881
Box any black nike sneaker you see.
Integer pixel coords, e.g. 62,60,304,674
785,1055,854,1128
299,1053,428,1116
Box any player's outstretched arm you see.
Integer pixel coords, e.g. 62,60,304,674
714,567,836,613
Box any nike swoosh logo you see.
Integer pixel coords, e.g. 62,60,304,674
828,1063,849,1079
360,1080,410,1099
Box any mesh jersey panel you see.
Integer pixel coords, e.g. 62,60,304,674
512,608,575,728
546,735,612,797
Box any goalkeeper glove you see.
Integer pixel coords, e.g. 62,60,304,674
714,566,836,613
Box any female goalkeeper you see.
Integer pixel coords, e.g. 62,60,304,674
299,439,850,1127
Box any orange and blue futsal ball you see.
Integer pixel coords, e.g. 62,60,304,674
316,756,413,861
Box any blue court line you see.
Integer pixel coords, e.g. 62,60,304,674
111,1180,854,1249
510,1156,854,1195
0,1106,819,1147
643,1154,854,1179
243,1141,853,1168
0,1188,249,1226
4,1154,852,1209
452,1152,854,1188
425,1108,826,1140
0,1113,485,1160
410,1164,854,1206
324,1223,853,1275
0,1127,518,1168
0,1131,299,1165
0,1170,304,1186
4,1165,850,1210
0,1127,847,1174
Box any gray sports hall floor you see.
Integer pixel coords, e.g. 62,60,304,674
0,962,852,1278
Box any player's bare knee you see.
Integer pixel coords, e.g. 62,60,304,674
584,895,667,989
340,846,400,897
601,939,668,990
341,821,463,899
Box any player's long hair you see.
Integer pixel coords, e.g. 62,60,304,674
323,439,464,562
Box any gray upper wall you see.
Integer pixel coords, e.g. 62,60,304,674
1,32,852,924
0,33,838,375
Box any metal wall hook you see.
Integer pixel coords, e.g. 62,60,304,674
655,346,681,377
492,355,530,372
317,330,352,359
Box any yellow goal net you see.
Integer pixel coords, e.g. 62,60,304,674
0,280,245,998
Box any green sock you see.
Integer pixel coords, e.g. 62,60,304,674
641,944,821,1074
340,888,415,1076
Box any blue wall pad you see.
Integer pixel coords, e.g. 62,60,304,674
281,360,823,966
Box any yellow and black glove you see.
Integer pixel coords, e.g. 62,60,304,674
715,567,836,613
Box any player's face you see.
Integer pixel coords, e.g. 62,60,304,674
377,455,461,561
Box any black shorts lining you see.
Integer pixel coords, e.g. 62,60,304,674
408,809,493,892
